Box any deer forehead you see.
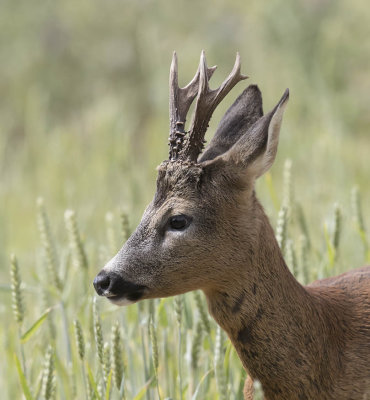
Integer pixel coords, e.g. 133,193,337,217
152,160,252,215
154,161,204,204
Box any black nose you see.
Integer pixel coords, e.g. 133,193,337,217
93,270,147,301
93,270,111,296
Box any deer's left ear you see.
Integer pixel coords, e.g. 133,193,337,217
221,88,289,179
199,85,263,163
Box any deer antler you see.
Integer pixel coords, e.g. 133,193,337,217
184,51,248,161
169,52,217,161
168,51,248,162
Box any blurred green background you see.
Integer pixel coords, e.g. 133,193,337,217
1,0,370,298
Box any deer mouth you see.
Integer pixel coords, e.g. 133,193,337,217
105,288,147,306
106,294,141,306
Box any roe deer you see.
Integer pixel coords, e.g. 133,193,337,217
93,52,370,399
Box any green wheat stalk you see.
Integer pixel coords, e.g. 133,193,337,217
74,319,85,360
10,254,24,325
149,315,160,399
214,325,228,400
351,186,369,261
193,291,211,336
64,209,88,271
93,298,106,378
103,342,112,393
111,321,125,396
37,198,62,291
174,295,184,400
332,203,342,263
276,206,288,255
41,345,55,400
191,320,203,371
10,253,27,376
74,319,89,400
286,239,298,278
137,302,151,400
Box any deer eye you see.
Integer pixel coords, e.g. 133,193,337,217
169,215,189,231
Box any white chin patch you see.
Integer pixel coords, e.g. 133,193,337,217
108,297,135,307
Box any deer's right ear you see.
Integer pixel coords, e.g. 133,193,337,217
220,89,289,180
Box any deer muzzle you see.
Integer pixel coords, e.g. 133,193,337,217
93,269,147,306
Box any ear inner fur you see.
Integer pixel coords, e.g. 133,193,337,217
200,89,289,185
199,84,264,162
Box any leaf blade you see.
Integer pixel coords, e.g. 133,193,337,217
21,308,52,343
14,353,35,400
86,362,102,400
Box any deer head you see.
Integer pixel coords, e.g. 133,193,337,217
93,51,289,306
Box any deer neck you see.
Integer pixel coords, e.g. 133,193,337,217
203,196,330,397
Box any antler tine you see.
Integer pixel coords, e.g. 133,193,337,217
169,51,217,161
184,51,248,162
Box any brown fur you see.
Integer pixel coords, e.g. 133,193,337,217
94,56,370,399
204,196,370,399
